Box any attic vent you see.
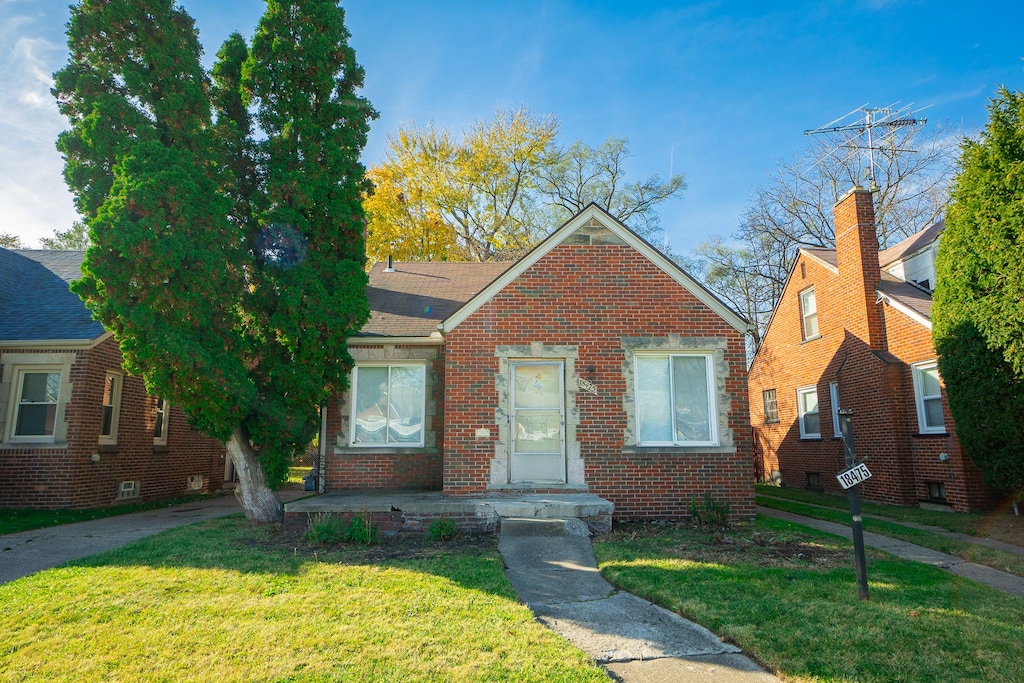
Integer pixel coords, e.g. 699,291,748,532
384,255,395,272
117,480,140,500
186,474,204,491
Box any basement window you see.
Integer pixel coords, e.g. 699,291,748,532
927,481,947,503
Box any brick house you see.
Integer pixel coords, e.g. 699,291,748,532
747,187,996,512
0,248,226,509
317,204,754,523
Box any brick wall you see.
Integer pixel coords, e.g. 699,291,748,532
443,236,754,520
0,337,226,509
748,188,998,512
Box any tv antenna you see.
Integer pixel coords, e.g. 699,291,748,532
804,103,929,192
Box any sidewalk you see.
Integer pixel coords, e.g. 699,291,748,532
498,518,780,683
0,490,308,584
758,505,1024,599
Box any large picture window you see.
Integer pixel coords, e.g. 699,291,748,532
635,353,717,446
912,361,945,433
351,364,425,446
12,369,62,440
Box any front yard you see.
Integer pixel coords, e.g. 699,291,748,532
0,517,606,683
593,516,1024,682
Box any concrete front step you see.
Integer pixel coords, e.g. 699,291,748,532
500,517,593,537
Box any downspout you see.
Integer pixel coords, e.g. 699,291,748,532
317,404,327,494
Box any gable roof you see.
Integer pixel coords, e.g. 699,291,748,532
357,261,512,339
879,219,943,269
876,272,933,328
0,248,106,343
441,204,749,334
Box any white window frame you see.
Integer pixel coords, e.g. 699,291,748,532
153,397,170,446
912,361,945,434
6,366,65,443
634,351,718,447
797,385,821,439
99,371,123,445
829,381,841,438
349,363,426,448
800,287,819,340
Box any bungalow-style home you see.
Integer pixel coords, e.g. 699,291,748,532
747,186,997,512
307,204,754,531
0,248,227,509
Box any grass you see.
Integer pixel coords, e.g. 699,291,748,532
594,517,1024,682
0,516,607,683
756,484,1024,578
0,492,229,536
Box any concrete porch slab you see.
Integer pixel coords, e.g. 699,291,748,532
283,491,614,534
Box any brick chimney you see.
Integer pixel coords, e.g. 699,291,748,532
834,186,884,349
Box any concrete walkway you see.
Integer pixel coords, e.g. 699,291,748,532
758,505,1024,599
0,491,308,584
498,518,780,683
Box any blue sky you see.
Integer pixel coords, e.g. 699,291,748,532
2,1,1021,253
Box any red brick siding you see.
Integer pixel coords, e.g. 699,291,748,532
443,242,753,519
749,190,998,511
0,338,225,509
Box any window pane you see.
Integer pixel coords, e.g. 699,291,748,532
514,364,560,409
801,390,818,414
514,410,562,453
803,411,820,436
388,365,424,443
22,372,60,403
636,356,672,443
920,366,941,397
672,356,711,442
924,397,944,429
353,367,388,444
16,404,56,436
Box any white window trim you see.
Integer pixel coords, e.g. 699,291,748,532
153,397,170,446
800,287,819,340
634,351,719,447
912,361,945,434
5,365,66,443
797,385,821,439
829,381,841,438
99,370,123,445
349,362,426,448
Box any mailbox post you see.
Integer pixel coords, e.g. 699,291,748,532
838,408,870,600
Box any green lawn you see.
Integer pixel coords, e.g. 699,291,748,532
756,484,1024,578
0,517,606,683
594,516,1024,682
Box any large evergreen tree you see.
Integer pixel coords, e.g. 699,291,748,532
933,87,1024,506
53,0,374,522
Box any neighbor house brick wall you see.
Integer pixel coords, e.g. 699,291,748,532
0,337,225,509
748,188,997,512
443,239,753,520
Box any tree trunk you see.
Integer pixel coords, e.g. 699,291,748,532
226,426,284,523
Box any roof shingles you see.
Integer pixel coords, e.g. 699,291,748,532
357,261,511,338
0,249,105,342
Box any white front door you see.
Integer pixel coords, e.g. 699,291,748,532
509,361,566,484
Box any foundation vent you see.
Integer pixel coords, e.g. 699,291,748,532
117,480,140,500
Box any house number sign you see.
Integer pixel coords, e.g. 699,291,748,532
576,377,598,395
836,462,872,490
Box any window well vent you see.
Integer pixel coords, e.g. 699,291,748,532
117,480,140,500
